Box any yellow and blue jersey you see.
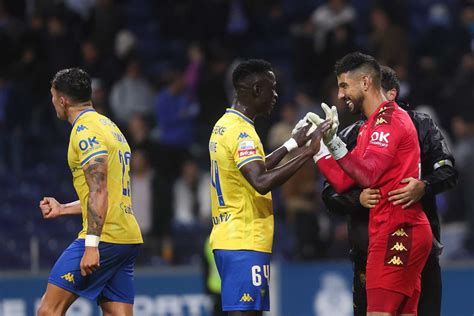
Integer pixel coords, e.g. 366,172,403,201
209,109,273,253
68,109,143,244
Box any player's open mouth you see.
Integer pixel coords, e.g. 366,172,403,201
345,99,354,108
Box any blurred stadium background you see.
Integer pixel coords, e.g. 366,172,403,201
0,0,473,315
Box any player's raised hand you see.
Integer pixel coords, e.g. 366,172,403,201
292,123,313,147
388,177,426,209
308,120,332,155
321,102,339,144
80,247,100,276
39,197,64,219
359,188,381,208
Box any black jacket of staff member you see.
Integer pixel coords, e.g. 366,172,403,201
322,110,457,316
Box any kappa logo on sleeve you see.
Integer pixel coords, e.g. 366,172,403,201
238,140,256,157
369,131,390,148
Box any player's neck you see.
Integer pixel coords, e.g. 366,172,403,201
67,104,94,125
233,101,257,121
362,90,387,118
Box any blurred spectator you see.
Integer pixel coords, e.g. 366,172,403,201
126,112,158,167
294,87,321,120
310,0,356,53
114,29,136,61
368,6,408,68
88,0,123,56
267,103,298,151
184,43,204,101
450,114,474,254
79,40,103,79
131,148,154,236
110,59,154,126
155,69,199,149
198,52,231,143
43,14,79,75
416,3,466,77
282,153,322,260
172,159,211,227
91,78,109,116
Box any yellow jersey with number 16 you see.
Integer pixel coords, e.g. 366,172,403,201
67,109,143,244
209,109,273,253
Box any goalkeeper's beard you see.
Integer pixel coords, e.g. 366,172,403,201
347,93,364,115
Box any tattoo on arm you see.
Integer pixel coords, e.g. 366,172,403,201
84,156,108,236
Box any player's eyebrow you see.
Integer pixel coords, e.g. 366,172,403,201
338,82,348,88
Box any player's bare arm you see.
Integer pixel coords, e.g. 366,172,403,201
81,155,108,276
39,198,82,218
265,124,312,170
240,121,330,195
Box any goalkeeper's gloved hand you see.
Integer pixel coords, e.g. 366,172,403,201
306,102,348,160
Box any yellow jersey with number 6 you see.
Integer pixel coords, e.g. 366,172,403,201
209,109,273,253
68,109,143,244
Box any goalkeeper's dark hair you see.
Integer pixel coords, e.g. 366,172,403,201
381,66,400,99
334,52,381,88
232,59,273,88
51,68,92,103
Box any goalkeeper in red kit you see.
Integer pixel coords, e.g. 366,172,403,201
309,52,432,315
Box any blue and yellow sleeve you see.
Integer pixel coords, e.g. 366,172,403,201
71,124,108,167
230,130,263,169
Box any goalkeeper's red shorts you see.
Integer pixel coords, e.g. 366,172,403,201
366,224,432,297
367,288,420,314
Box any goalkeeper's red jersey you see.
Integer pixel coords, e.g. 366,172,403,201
317,101,430,237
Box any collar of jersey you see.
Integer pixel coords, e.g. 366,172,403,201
368,101,393,122
226,109,254,125
72,108,96,127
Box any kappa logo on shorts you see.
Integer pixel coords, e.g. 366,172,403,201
391,228,408,237
61,272,75,284
385,226,412,267
240,293,254,302
390,242,408,252
387,256,404,266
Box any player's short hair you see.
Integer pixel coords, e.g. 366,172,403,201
51,68,92,103
232,59,273,88
380,66,400,97
334,52,381,87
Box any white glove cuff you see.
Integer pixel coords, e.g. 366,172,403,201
85,234,100,247
327,136,348,160
313,140,330,162
283,138,298,152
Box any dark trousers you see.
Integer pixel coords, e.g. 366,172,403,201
352,253,441,316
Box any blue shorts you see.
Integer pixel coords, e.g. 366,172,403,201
214,250,271,311
48,239,140,304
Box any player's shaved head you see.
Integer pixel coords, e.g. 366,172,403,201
51,68,92,103
335,52,381,88
232,59,273,89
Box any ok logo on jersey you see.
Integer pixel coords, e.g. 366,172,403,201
79,137,100,151
370,131,390,148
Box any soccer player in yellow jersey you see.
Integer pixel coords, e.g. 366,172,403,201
209,59,330,315
37,68,143,316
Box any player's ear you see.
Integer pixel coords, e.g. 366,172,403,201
252,83,261,97
361,75,370,91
